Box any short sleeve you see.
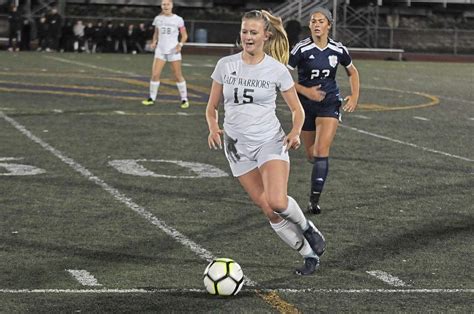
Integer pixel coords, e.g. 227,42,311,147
288,47,301,70
210,59,224,84
152,16,159,27
276,66,295,92
177,16,185,29
340,46,352,67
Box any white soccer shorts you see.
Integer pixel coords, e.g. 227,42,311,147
154,49,182,62
223,130,290,177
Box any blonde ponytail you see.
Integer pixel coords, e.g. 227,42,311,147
261,10,289,64
242,10,289,64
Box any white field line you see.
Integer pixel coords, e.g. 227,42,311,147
351,114,371,120
0,111,257,287
182,63,215,68
66,270,102,287
46,56,215,76
413,116,430,121
367,270,408,287
0,288,473,294
340,124,473,162
44,56,140,77
439,96,474,104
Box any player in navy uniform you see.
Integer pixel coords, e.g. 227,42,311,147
288,7,360,214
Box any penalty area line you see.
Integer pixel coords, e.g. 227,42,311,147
0,288,473,294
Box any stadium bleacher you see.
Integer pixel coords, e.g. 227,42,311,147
1,0,473,56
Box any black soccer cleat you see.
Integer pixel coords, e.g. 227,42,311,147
307,202,321,215
307,193,321,214
303,220,326,257
295,257,320,276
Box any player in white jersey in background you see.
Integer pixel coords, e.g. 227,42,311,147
206,10,326,275
142,0,189,109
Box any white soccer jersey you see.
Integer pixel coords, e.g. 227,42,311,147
211,52,295,144
152,14,185,54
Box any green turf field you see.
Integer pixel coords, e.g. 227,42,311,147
0,51,472,313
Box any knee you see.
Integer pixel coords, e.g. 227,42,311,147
253,196,280,221
314,145,330,157
267,195,288,212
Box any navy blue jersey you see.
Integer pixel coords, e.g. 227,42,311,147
288,37,352,103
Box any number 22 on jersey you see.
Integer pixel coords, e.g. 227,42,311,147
311,69,330,80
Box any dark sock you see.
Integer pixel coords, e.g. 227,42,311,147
310,157,329,201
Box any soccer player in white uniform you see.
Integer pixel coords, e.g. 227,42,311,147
206,10,326,275
142,0,190,109
288,8,360,214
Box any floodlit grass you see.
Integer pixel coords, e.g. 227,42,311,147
0,51,473,312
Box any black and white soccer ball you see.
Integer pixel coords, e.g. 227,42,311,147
203,258,244,296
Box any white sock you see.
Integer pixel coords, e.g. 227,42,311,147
176,81,187,101
150,81,160,101
278,196,309,232
270,220,317,258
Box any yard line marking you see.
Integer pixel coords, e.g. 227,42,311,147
66,270,102,287
367,270,408,287
1,288,473,294
351,114,371,119
413,116,429,121
440,96,474,104
340,125,473,162
469,117,474,121
45,56,139,77
178,63,215,68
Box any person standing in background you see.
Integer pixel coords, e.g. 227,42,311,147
142,0,189,109
8,5,22,52
46,7,62,51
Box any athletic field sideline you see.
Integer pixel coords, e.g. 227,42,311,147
0,51,472,312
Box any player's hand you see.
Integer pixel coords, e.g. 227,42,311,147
305,85,326,102
208,128,223,150
284,131,301,151
151,41,157,50
343,95,358,112
176,44,182,52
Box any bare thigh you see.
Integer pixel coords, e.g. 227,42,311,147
314,117,339,157
259,159,289,212
151,58,167,81
301,117,339,159
237,168,281,223
169,60,184,82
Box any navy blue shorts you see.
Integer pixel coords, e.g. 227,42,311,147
301,97,342,131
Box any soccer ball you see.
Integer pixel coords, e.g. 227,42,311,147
203,258,244,296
